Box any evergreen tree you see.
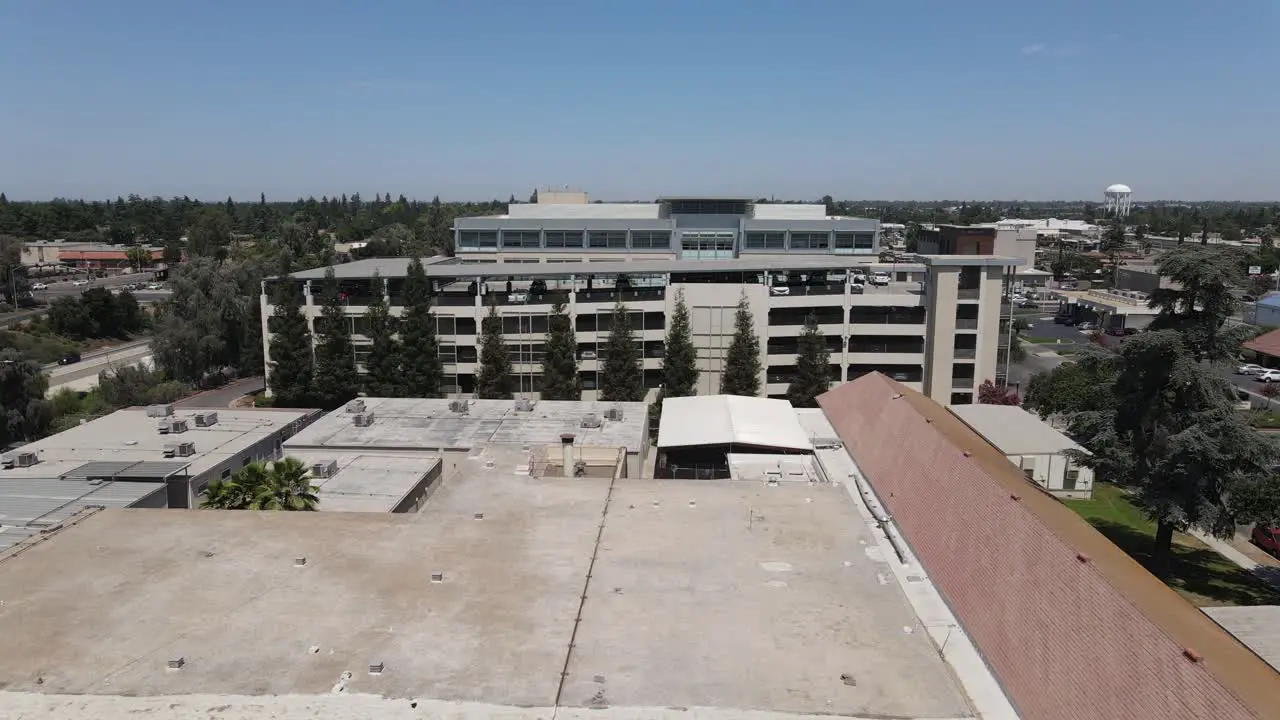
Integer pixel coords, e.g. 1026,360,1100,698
362,272,401,396
600,302,644,402
662,289,698,397
540,299,581,400
312,268,358,410
398,258,442,397
476,301,513,399
721,295,761,396
267,279,314,407
787,314,831,407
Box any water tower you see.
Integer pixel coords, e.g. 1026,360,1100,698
1104,183,1132,218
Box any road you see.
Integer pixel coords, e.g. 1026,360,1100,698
45,341,154,396
1,274,170,328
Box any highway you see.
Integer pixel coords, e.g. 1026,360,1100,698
44,340,154,396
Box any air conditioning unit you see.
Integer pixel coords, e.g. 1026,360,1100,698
346,399,366,414
2,451,38,469
604,406,624,421
193,411,218,427
168,419,189,434
353,412,375,427
158,419,171,435
162,442,195,458
514,398,536,412
448,399,469,413
580,413,602,429
146,404,175,418
311,460,338,478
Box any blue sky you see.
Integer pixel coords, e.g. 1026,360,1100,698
1,0,1276,201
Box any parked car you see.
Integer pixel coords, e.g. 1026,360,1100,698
1123,327,1139,336
1053,315,1076,326
1236,363,1265,375
870,271,891,286
1236,389,1254,411
1018,298,1037,308
30,282,48,291
1252,525,1280,557
1257,369,1280,383
1077,321,1096,331
849,283,864,295
580,350,597,360
769,286,791,296
57,352,81,365
1059,282,1078,290
72,279,89,287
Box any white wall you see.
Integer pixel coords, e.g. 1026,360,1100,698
1008,453,1093,498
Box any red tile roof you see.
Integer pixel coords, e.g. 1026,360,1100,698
817,373,1280,720
1244,328,1280,360
58,250,163,261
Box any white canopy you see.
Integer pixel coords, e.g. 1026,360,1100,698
657,395,813,452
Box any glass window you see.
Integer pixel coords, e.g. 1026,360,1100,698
744,231,786,249
790,232,830,250
545,230,583,248
502,230,541,248
459,230,498,248
587,231,627,248
854,232,874,249
834,232,856,249
630,231,671,249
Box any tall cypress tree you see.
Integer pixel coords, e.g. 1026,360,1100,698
662,288,698,397
721,295,761,396
268,279,314,407
362,271,401,396
399,258,442,397
540,299,581,400
476,300,513,399
312,268,358,410
787,314,831,407
600,302,643,402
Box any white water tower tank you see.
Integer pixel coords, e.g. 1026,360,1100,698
1104,184,1133,218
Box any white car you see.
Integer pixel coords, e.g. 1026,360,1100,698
72,279,89,287
30,282,48,291
1077,322,1096,331
1258,370,1280,383
1237,363,1265,376
769,286,791,296
870,272,891,286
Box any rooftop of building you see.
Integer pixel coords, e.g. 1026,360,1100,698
279,254,1021,281
284,451,442,513
0,468,974,718
283,398,648,454
0,477,165,552
656,395,813,451
1203,605,1280,673
1245,327,1280,359
949,403,1088,456
1,407,316,480
817,373,1280,720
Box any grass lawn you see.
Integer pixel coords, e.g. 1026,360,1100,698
1064,483,1280,607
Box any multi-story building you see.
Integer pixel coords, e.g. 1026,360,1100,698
261,197,1018,405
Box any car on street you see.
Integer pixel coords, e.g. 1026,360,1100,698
57,352,81,365
1053,314,1076,326
869,271,890,286
1256,369,1280,383
769,286,791,296
1018,298,1037,308
72,279,89,287
1252,525,1280,557
1236,363,1266,375
145,282,162,290
30,282,48,291
1077,321,1096,331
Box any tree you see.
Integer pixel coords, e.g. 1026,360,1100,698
1100,221,1127,284
311,268,358,410
476,301,513,399
267,279,314,407
125,246,153,271
152,256,260,384
977,380,1020,405
540,299,581,400
398,258,442,397
186,206,232,257
200,458,318,511
0,348,51,446
787,314,831,407
362,273,400,397
721,295,761,396
662,289,698,398
599,302,643,402
1147,244,1251,363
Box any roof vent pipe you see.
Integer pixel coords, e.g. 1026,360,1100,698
561,434,575,478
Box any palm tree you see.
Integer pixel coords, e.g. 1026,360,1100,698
250,457,320,511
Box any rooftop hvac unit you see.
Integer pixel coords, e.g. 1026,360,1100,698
514,398,536,412
311,460,338,479
580,413,602,429
604,406,624,421
146,403,175,418
345,399,366,414
2,451,39,469
353,412,375,427
163,442,195,458
193,411,219,427
448,399,470,414
168,418,189,434
158,419,171,435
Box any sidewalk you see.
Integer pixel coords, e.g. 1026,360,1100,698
1190,529,1280,593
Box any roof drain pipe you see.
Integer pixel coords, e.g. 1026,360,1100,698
850,471,910,565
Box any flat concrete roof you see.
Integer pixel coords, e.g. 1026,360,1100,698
656,395,813,451
3,407,316,480
284,398,648,454
0,474,972,718
949,403,1087,456
285,451,441,513
1204,606,1280,672
0,477,165,552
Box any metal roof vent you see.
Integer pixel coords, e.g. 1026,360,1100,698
167,657,185,670
353,412,375,427
580,413,602,429
605,406,624,421
193,411,219,427
312,460,338,478
146,403,175,418
473,512,484,520
294,556,307,567
345,399,367,414
368,662,385,675
448,399,469,414
430,571,444,583
514,398,536,412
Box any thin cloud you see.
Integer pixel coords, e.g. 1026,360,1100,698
1020,42,1086,58
1021,43,1046,56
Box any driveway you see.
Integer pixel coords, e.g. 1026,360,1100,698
176,376,265,408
